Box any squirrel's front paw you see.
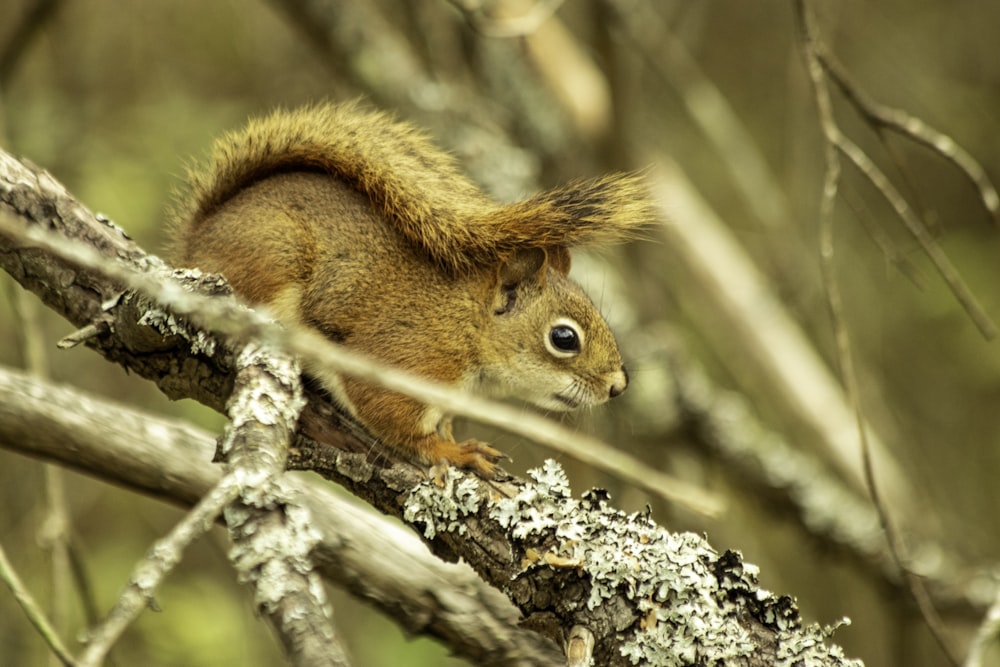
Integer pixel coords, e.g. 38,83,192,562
429,438,508,479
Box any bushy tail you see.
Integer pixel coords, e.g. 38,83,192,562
484,172,654,254
177,102,655,272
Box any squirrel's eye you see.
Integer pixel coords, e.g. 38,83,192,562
547,323,581,358
550,326,579,351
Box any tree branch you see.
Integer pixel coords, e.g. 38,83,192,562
815,45,1000,227
0,363,564,667
0,540,77,666
74,341,334,666
794,2,962,664
0,145,861,664
793,2,996,342
218,342,349,666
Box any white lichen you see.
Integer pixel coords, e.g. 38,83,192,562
485,461,759,664
406,459,859,666
403,468,482,539
776,619,862,667
226,486,326,616
138,306,217,356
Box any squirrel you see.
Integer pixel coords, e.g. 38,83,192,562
171,102,653,477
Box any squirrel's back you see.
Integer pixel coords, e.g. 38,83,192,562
174,102,653,272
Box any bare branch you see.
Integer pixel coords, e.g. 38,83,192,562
815,46,1000,226
795,3,963,664
0,541,77,667
835,132,997,340
38,464,72,662
791,2,996,341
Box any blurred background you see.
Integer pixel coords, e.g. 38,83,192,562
1,0,999,665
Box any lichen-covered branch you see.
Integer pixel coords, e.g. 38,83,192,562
399,461,859,666
218,342,350,666
73,343,323,667
0,144,861,663
0,364,563,667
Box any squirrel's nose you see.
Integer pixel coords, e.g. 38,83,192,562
609,366,629,398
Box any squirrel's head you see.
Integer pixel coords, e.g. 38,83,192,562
478,247,628,411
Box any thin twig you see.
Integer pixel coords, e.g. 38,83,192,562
0,541,78,667
8,225,75,667
76,476,243,666
40,465,71,667
66,545,101,628
841,190,927,289
816,47,1000,226
789,3,997,341
794,2,962,665
835,132,997,340
801,22,996,341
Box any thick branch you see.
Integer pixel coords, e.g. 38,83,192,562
218,342,349,666
0,147,861,664
0,364,563,667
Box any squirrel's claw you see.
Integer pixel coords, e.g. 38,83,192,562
428,438,507,480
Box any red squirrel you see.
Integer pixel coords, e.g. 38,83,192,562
173,102,652,476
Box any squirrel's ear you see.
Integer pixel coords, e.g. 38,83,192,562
498,247,548,288
547,246,572,276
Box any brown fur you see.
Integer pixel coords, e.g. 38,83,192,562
174,102,653,272
171,103,652,476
